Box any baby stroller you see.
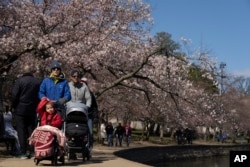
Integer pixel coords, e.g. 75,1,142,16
29,125,66,166
64,101,91,161
29,102,66,166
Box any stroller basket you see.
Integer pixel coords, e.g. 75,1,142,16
65,122,89,137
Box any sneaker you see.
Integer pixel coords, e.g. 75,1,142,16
18,154,28,159
28,152,35,159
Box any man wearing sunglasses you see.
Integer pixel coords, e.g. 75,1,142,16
67,70,92,159
38,61,71,105
68,70,92,109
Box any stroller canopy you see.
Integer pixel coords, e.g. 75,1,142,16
66,101,88,116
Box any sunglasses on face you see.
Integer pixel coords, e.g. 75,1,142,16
72,75,79,78
52,67,61,71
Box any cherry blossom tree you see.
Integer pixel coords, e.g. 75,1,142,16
0,0,235,140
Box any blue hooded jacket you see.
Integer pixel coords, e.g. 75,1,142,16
38,77,71,101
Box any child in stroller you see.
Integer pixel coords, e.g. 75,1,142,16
29,98,66,165
64,101,91,161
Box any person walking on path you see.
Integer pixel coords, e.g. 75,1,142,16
124,123,132,147
114,122,125,147
39,60,71,105
67,71,93,147
11,65,41,159
69,71,92,108
105,122,114,147
67,70,93,159
100,122,107,145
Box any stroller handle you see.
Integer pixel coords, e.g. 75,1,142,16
51,100,66,120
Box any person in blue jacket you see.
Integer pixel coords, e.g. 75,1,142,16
39,61,71,105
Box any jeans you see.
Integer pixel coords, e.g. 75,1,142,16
87,119,93,135
116,135,123,146
87,119,93,150
125,136,131,147
107,134,113,146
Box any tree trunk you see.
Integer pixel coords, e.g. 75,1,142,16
0,77,4,112
159,124,164,141
145,122,150,140
204,127,210,141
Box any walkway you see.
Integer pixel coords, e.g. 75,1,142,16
0,142,152,167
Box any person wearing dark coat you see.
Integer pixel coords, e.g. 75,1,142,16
105,122,114,147
114,123,125,146
11,65,41,159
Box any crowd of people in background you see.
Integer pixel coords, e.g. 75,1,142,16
215,130,228,143
100,121,132,147
174,128,193,145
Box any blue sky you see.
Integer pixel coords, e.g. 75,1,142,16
146,0,250,77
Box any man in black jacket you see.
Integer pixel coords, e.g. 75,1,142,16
105,122,114,147
114,123,125,146
12,65,41,159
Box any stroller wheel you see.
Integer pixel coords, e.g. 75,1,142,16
67,152,70,161
34,158,40,166
51,154,58,165
82,155,86,162
51,159,57,166
58,155,65,165
86,152,91,161
68,152,77,160
62,157,65,165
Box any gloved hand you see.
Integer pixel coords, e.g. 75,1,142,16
57,98,66,105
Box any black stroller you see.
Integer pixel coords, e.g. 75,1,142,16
64,101,91,161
